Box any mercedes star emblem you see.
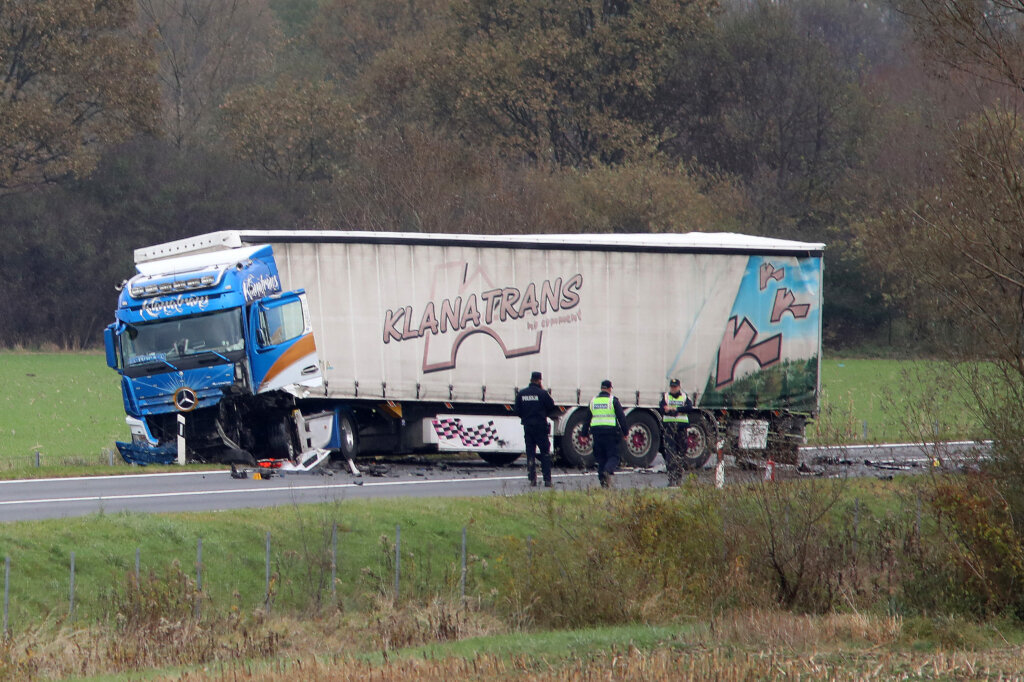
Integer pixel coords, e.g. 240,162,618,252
173,387,198,412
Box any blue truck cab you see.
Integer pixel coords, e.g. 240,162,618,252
104,244,324,465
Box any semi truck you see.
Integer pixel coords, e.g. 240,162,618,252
104,230,823,471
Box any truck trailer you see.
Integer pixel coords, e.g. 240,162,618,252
104,230,824,471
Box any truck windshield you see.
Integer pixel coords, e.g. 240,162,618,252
122,310,245,367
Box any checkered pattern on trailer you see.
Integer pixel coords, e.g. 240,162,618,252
431,418,499,447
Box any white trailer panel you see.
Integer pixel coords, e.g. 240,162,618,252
222,231,823,414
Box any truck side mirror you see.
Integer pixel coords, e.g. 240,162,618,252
104,324,119,369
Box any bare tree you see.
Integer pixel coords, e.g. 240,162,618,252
870,0,1024,521
137,0,282,148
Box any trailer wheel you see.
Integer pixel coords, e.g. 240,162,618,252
681,414,715,470
559,410,594,468
478,452,521,466
622,412,660,468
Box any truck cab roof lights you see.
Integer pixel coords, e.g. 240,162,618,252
128,271,224,299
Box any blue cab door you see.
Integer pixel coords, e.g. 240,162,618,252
248,291,323,393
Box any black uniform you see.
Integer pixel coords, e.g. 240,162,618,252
580,390,628,487
514,382,556,485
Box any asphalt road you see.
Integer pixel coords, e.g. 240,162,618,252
0,440,991,522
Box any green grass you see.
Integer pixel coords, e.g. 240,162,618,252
0,352,124,466
0,493,557,627
363,622,699,664
0,476,1021,680
811,358,985,444
0,477,908,629
0,352,990,473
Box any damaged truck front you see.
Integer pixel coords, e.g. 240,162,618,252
104,244,327,468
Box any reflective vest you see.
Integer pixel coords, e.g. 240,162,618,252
663,392,689,423
589,395,616,428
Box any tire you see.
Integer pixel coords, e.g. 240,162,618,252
267,420,296,460
559,409,594,468
622,411,661,468
478,452,521,466
680,413,715,470
336,412,359,459
221,448,256,466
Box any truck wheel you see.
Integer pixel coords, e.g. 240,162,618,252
222,448,256,466
337,413,359,459
559,410,594,468
681,414,715,470
268,421,296,460
478,452,521,466
622,412,660,468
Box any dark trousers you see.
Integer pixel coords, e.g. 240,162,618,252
592,431,621,479
663,422,689,483
524,424,552,482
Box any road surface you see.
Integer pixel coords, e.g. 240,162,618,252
0,440,990,521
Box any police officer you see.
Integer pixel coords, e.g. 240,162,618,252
659,378,693,486
514,371,556,487
581,379,628,488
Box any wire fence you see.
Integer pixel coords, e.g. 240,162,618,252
0,523,473,634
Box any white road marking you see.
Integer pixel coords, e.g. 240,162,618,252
0,472,592,507
809,440,989,451
0,470,223,485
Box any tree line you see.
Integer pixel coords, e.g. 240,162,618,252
0,0,1011,358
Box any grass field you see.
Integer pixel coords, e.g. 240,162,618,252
0,481,1021,680
0,352,125,467
810,358,985,444
0,352,986,471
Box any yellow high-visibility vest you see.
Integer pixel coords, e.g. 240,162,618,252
663,392,690,423
589,395,616,427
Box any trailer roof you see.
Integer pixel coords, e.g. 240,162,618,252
135,229,825,263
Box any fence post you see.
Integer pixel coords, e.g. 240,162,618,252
34,451,39,468
916,494,922,541
394,525,401,602
265,532,271,612
526,535,533,592
195,537,202,619
135,547,140,583
69,552,75,619
331,523,338,603
853,498,860,557
3,556,9,636
460,526,467,603
862,420,868,440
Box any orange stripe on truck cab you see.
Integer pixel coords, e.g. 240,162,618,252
259,333,317,391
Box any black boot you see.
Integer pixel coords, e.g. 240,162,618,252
544,477,552,488
528,467,537,486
